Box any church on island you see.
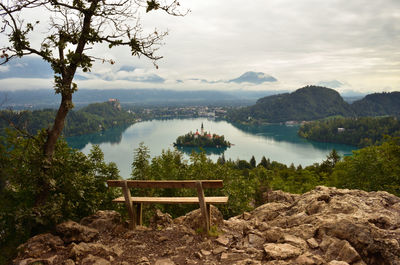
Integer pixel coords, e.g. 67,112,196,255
194,123,212,139
174,123,231,148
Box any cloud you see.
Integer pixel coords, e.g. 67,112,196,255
119,65,136,72
0,0,399,93
317,80,344,89
0,57,53,79
0,65,9,73
120,74,165,83
229,72,277,84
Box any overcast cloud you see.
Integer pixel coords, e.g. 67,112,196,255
0,0,399,93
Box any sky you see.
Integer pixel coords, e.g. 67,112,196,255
0,0,399,94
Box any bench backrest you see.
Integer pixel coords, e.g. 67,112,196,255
106,180,223,189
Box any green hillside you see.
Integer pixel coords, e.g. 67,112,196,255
299,116,400,147
228,86,354,123
352,92,400,117
0,100,135,137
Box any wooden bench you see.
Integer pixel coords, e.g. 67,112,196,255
107,180,228,232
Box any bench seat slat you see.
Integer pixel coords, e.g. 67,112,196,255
107,180,223,189
112,196,228,204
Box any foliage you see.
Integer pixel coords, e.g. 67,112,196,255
227,86,354,123
227,87,400,124
0,101,136,138
131,142,151,180
0,130,121,264
352,92,400,117
329,137,400,196
298,116,400,147
174,132,231,148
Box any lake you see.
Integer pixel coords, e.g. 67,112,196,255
66,118,356,178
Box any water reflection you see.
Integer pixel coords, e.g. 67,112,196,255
67,118,357,178
231,123,302,142
175,145,228,156
231,122,355,154
66,124,130,149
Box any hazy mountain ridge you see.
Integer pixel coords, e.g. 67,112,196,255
228,86,400,123
0,89,287,109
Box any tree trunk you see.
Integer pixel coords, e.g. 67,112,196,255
43,92,72,159
35,91,72,206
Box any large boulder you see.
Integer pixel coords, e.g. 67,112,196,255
56,220,99,243
80,210,123,233
228,186,400,265
149,209,173,229
174,205,224,230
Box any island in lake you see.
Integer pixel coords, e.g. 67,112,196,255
174,123,232,148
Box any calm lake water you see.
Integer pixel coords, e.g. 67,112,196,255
66,118,356,178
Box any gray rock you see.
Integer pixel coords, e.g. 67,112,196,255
263,190,299,204
235,259,262,265
212,246,227,255
63,259,75,265
137,257,150,265
69,242,116,259
248,233,265,247
306,238,319,249
81,254,110,265
175,205,223,230
327,261,349,265
56,221,99,243
215,235,229,246
149,209,173,229
263,243,302,260
200,249,211,256
80,210,122,233
154,258,175,265
16,233,63,258
280,234,307,250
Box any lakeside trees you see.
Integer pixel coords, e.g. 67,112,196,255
298,116,400,147
0,101,136,138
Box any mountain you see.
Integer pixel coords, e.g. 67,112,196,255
228,71,277,84
0,89,286,109
228,86,354,123
352,92,400,117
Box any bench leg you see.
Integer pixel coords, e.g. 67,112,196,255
207,204,211,229
122,180,136,230
136,203,143,226
196,181,210,232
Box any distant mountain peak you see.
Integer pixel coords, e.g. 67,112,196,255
229,71,277,84
316,80,344,88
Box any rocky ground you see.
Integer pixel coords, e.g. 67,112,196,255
13,186,400,265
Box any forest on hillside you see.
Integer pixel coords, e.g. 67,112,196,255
299,116,400,147
0,101,136,138
227,86,400,124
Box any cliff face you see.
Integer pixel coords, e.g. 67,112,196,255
13,186,400,265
